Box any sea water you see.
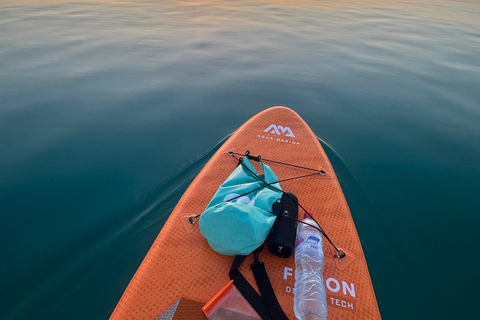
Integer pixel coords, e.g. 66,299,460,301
1,0,479,319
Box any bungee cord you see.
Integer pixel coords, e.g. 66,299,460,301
230,151,345,258
189,150,346,259
227,151,326,175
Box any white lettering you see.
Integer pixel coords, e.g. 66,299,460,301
264,124,281,135
342,281,355,298
326,278,356,298
284,267,293,280
328,295,355,311
326,278,340,293
257,134,300,146
264,124,295,137
277,125,295,137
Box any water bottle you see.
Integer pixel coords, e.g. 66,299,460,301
294,213,328,320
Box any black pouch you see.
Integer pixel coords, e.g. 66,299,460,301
267,192,298,258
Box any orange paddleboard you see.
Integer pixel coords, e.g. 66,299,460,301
111,106,381,320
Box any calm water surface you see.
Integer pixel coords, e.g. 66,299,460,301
1,0,479,319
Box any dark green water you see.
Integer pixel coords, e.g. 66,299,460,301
1,0,480,319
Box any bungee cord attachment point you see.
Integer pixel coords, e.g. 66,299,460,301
335,248,346,259
188,215,198,224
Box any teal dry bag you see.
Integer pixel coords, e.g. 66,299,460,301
199,157,282,256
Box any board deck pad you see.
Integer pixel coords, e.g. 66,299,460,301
111,107,381,320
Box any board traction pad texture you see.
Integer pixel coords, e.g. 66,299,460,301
111,107,381,320
156,298,206,320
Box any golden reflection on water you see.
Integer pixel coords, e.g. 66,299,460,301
3,0,479,7
3,0,479,26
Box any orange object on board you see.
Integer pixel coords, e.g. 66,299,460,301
110,106,382,320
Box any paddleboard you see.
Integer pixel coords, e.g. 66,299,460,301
110,106,381,320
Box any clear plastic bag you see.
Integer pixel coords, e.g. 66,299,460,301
202,280,262,320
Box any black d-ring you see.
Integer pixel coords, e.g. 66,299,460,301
336,248,346,259
188,215,198,224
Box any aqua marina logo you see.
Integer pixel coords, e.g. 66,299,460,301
264,124,295,137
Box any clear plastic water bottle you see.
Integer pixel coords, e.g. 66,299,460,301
294,213,328,320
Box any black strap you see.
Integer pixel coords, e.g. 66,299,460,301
229,247,289,320
229,255,272,320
